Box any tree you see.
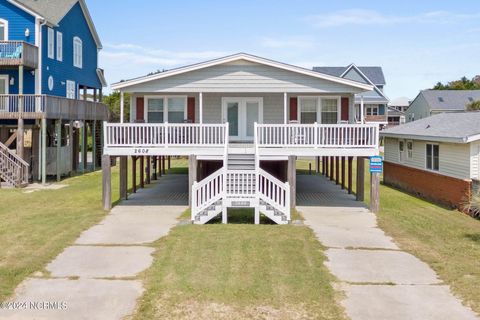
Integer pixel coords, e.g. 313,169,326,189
102,92,130,122
466,100,480,111
433,76,480,90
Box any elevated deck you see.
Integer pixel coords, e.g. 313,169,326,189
0,41,38,69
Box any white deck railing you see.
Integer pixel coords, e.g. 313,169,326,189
258,168,290,220
192,168,224,219
255,123,379,148
105,123,228,148
226,170,256,198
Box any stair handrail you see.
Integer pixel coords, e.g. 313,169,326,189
257,168,291,221
0,142,29,186
191,168,225,221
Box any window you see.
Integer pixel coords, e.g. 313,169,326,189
438,97,444,103
47,28,54,59
399,140,405,162
73,37,83,68
147,98,164,123
56,32,63,61
426,144,439,171
299,97,317,124
66,80,76,99
407,141,413,159
167,97,186,123
0,19,8,41
321,98,338,124
366,105,379,116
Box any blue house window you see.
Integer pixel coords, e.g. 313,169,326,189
73,37,83,68
0,19,8,41
47,28,54,59
56,32,63,62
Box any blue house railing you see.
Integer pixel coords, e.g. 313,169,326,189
0,41,38,69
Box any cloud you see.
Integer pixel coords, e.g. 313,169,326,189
99,43,228,90
306,9,480,28
260,36,314,49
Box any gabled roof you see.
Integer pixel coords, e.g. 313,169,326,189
10,0,102,49
111,53,375,91
417,90,480,111
380,112,480,143
313,65,386,86
389,97,411,107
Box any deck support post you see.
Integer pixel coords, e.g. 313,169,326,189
146,156,151,185
222,206,228,224
288,156,296,209
55,119,61,182
325,156,329,177
315,156,320,173
132,156,137,193
188,155,197,208
80,122,87,173
329,156,334,180
102,154,111,211
335,157,340,185
322,156,326,176
140,156,145,188
348,157,353,194
162,156,166,174
158,156,162,177
17,65,24,160
92,120,96,171
120,156,128,200
152,156,157,180
254,206,260,225
341,157,346,190
41,118,47,185
68,121,74,175
168,156,171,169
370,172,380,213
356,157,365,201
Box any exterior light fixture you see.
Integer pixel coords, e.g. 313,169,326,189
9,77,14,86
25,28,30,37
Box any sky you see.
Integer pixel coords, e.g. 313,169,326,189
86,0,480,100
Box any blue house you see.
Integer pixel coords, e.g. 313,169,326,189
0,0,109,187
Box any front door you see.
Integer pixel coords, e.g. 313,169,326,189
222,97,263,141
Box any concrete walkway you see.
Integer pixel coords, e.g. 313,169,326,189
0,174,188,320
297,175,478,320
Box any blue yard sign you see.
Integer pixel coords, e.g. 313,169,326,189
370,156,383,173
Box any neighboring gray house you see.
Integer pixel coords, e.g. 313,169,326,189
381,112,480,210
313,64,389,126
387,97,411,127
406,90,480,122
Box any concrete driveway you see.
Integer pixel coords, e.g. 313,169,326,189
297,174,478,320
0,174,188,320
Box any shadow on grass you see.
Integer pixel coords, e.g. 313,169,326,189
208,208,276,225
464,233,480,243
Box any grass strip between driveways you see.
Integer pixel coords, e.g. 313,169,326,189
297,157,480,314
134,209,346,320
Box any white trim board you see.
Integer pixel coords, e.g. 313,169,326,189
111,53,374,92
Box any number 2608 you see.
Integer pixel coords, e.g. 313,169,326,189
134,148,149,154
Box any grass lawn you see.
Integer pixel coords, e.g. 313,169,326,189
135,209,346,320
297,157,480,314
0,157,186,301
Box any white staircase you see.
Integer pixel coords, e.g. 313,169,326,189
0,142,29,188
191,149,291,225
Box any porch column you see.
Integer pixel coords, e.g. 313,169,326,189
17,65,24,160
41,118,47,185
199,92,203,124
370,171,380,213
335,157,340,185
188,155,197,208
120,91,125,123
168,156,171,169
329,156,334,180
92,120,96,171
146,156,151,185
356,157,365,201
81,121,87,173
119,156,128,200
31,125,40,181
140,156,145,188
69,121,74,174
360,95,365,124
341,157,346,190
152,156,157,180
288,156,296,209
132,156,137,193
162,156,166,174
284,92,288,124
316,157,320,173
56,119,61,182
158,156,162,177
102,154,112,211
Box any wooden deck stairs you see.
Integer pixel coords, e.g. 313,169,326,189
0,141,29,188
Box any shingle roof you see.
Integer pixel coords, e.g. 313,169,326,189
380,112,480,143
389,97,411,107
15,0,78,25
419,90,480,111
313,66,386,85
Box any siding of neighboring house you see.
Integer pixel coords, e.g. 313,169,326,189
123,61,362,94
384,137,471,179
343,68,368,84
405,94,430,122
0,0,36,44
470,141,480,180
41,2,101,97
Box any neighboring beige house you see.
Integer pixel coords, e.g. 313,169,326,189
406,90,480,122
381,112,480,210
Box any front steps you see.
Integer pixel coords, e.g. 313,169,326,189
0,142,29,188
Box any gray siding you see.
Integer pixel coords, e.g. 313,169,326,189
405,94,430,122
343,68,369,84
470,141,480,180
384,137,471,179
123,60,363,94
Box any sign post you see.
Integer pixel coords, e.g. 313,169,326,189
369,156,383,213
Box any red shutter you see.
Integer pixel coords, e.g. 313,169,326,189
341,97,349,122
136,97,144,122
290,97,298,121
187,97,195,123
